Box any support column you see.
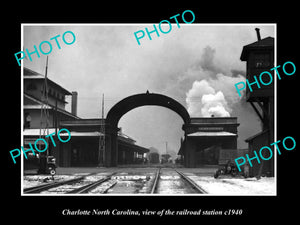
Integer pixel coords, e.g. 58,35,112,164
104,124,118,167
111,130,118,167
185,138,196,168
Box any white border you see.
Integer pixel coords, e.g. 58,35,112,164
20,23,277,197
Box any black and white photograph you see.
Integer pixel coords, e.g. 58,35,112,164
21,24,276,195
3,5,298,224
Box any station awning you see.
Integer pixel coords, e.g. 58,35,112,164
23,128,56,136
187,131,237,137
60,131,104,137
23,129,104,137
119,141,149,153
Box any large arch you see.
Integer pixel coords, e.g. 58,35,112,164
104,92,190,167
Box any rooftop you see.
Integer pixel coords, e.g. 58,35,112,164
240,36,274,61
188,131,237,137
24,93,79,119
24,67,72,95
190,117,238,124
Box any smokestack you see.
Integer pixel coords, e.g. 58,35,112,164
255,28,261,41
71,91,78,116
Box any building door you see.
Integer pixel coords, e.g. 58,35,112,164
71,148,80,166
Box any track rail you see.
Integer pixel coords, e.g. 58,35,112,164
23,176,85,194
174,169,207,194
150,167,161,194
67,173,117,194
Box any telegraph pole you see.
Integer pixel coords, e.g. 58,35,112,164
98,94,105,166
166,141,168,155
38,56,50,174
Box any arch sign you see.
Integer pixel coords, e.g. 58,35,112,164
104,92,190,167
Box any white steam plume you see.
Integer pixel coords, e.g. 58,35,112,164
186,80,230,117
186,74,245,117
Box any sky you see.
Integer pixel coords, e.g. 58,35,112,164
23,24,275,158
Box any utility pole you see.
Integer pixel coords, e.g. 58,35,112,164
38,56,50,174
98,94,105,166
166,141,168,155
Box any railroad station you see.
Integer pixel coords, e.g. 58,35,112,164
23,67,242,169
23,67,248,170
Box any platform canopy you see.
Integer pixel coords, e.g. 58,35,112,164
23,129,104,137
187,131,237,137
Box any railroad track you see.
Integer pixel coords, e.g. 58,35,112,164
23,172,113,194
150,168,207,194
24,168,207,194
67,173,117,194
24,176,86,194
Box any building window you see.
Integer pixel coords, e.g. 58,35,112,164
254,53,271,68
41,86,48,94
50,89,54,96
24,113,31,129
